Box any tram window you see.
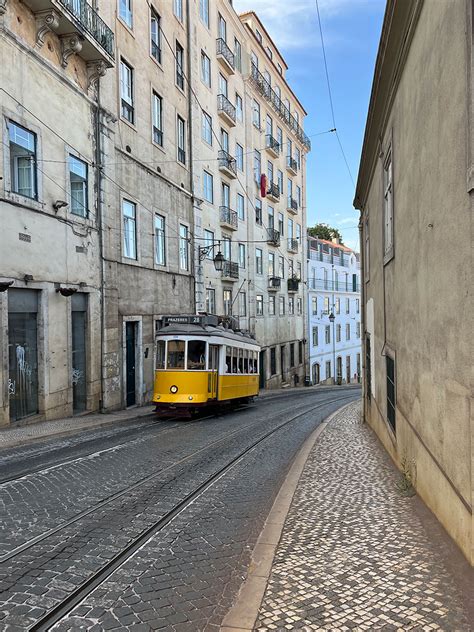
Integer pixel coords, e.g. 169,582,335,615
188,340,206,370
225,346,231,373
238,349,244,373
168,340,185,368
254,353,258,373
156,341,166,369
232,348,238,373
243,350,248,374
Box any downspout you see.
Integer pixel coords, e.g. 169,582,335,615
358,211,366,422
94,79,105,412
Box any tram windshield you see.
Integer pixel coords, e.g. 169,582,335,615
167,340,185,368
156,341,166,369
187,340,206,370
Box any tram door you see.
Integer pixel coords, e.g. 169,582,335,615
208,345,219,399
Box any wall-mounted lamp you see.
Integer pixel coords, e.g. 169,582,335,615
24,274,33,284
56,286,77,297
53,200,68,212
0,280,13,292
198,241,225,272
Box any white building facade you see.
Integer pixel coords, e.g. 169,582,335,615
307,236,361,385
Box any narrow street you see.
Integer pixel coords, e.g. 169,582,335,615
0,388,359,631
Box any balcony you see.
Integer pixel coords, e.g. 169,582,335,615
24,0,115,67
222,261,239,281
266,182,280,203
308,279,360,293
249,63,311,151
216,38,235,74
266,228,280,247
287,278,300,292
220,206,238,231
287,238,298,253
265,134,280,158
218,150,237,179
268,276,281,291
217,94,236,127
286,156,298,175
287,198,298,214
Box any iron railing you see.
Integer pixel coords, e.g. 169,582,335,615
220,206,238,229
288,198,298,211
218,149,237,176
268,276,281,289
267,182,280,200
287,238,298,252
217,94,236,123
250,63,311,151
265,134,280,154
222,261,239,279
308,279,360,293
59,0,114,58
266,228,280,246
287,278,300,292
287,156,298,172
216,38,235,70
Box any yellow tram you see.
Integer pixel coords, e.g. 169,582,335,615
153,315,260,413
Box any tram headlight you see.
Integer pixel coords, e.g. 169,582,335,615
170,385,178,394
188,396,193,400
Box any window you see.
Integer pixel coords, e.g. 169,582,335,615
123,199,137,259
266,114,273,137
152,92,163,146
254,150,261,182
236,144,244,171
255,198,262,225
221,182,230,207
356,299,360,313
326,361,331,379
356,322,361,338
154,214,166,265
69,155,87,217
173,0,183,21
237,193,245,220
202,111,212,145
218,13,227,41
296,185,301,207
365,217,370,281
335,298,340,314
295,147,301,170
277,63,283,75
203,171,213,203
270,347,276,375
150,8,161,62
297,262,302,280
168,340,185,368
346,323,351,340
176,42,185,90
383,150,393,258
288,296,294,315
234,38,242,72
255,248,263,274
336,324,341,342
268,252,275,276
253,100,261,128
269,295,275,315
279,296,285,315
287,178,293,205
312,297,317,315
218,73,228,97
179,224,189,270
325,326,330,344
119,0,132,28
278,212,284,236
289,343,295,368
177,116,186,164
324,297,330,313
267,160,274,185
239,243,246,268
222,236,231,261
223,289,232,315
251,51,259,69
239,292,247,317
268,206,274,230
201,51,211,87
278,256,284,279
386,355,396,431
256,294,263,316
204,229,214,259
235,93,243,121
199,0,209,27
120,59,134,123
346,298,350,314
9,121,37,199
277,127,283,149
206,288,215,313
277,170,283,196
265,46,273,60
312,326,318,346
255,28,262,43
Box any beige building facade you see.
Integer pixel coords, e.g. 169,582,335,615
354,0,473,564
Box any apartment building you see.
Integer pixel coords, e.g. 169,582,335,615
0,0,115,426
354,0,473,563
307,236,361,386
98,0,195,410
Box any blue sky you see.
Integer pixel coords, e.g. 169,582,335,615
234,0,386,251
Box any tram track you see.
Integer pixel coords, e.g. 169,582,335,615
2,393,356,631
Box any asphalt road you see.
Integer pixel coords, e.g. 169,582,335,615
0,387,360,631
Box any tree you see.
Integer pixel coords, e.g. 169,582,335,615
307,223,343,243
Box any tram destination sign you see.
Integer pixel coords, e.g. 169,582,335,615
161,314,218,327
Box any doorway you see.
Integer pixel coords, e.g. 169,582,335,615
346,355,351,385
312,362,320,385
209,344,219,399
71,293,87,413
125,321,137,406
259,350,266,389
336,356,342,385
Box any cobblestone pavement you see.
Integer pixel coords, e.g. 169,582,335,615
256,401,473,631
0,388,359,630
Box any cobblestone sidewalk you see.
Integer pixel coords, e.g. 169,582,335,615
255,401,473,631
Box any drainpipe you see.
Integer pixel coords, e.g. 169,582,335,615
358,211,365,422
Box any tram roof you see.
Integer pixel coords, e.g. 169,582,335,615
156,323,260,347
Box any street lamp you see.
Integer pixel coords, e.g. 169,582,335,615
198,241,225,272
328,311,336,385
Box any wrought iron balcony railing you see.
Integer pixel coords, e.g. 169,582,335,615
268,276,281,290
218,150,237,177
217,94,236,124
266,228,280,246
287,197,298,212
287,156,298,173
287,277,300,292
250,63,311,151
265,134,280,154
219,206,238,229
287,238,299,252
216,38,235,71
222,261,239,279
266,182,280,200
308,279,360,293
59,0,114,58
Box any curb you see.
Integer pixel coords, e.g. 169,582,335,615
221,400,355,632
